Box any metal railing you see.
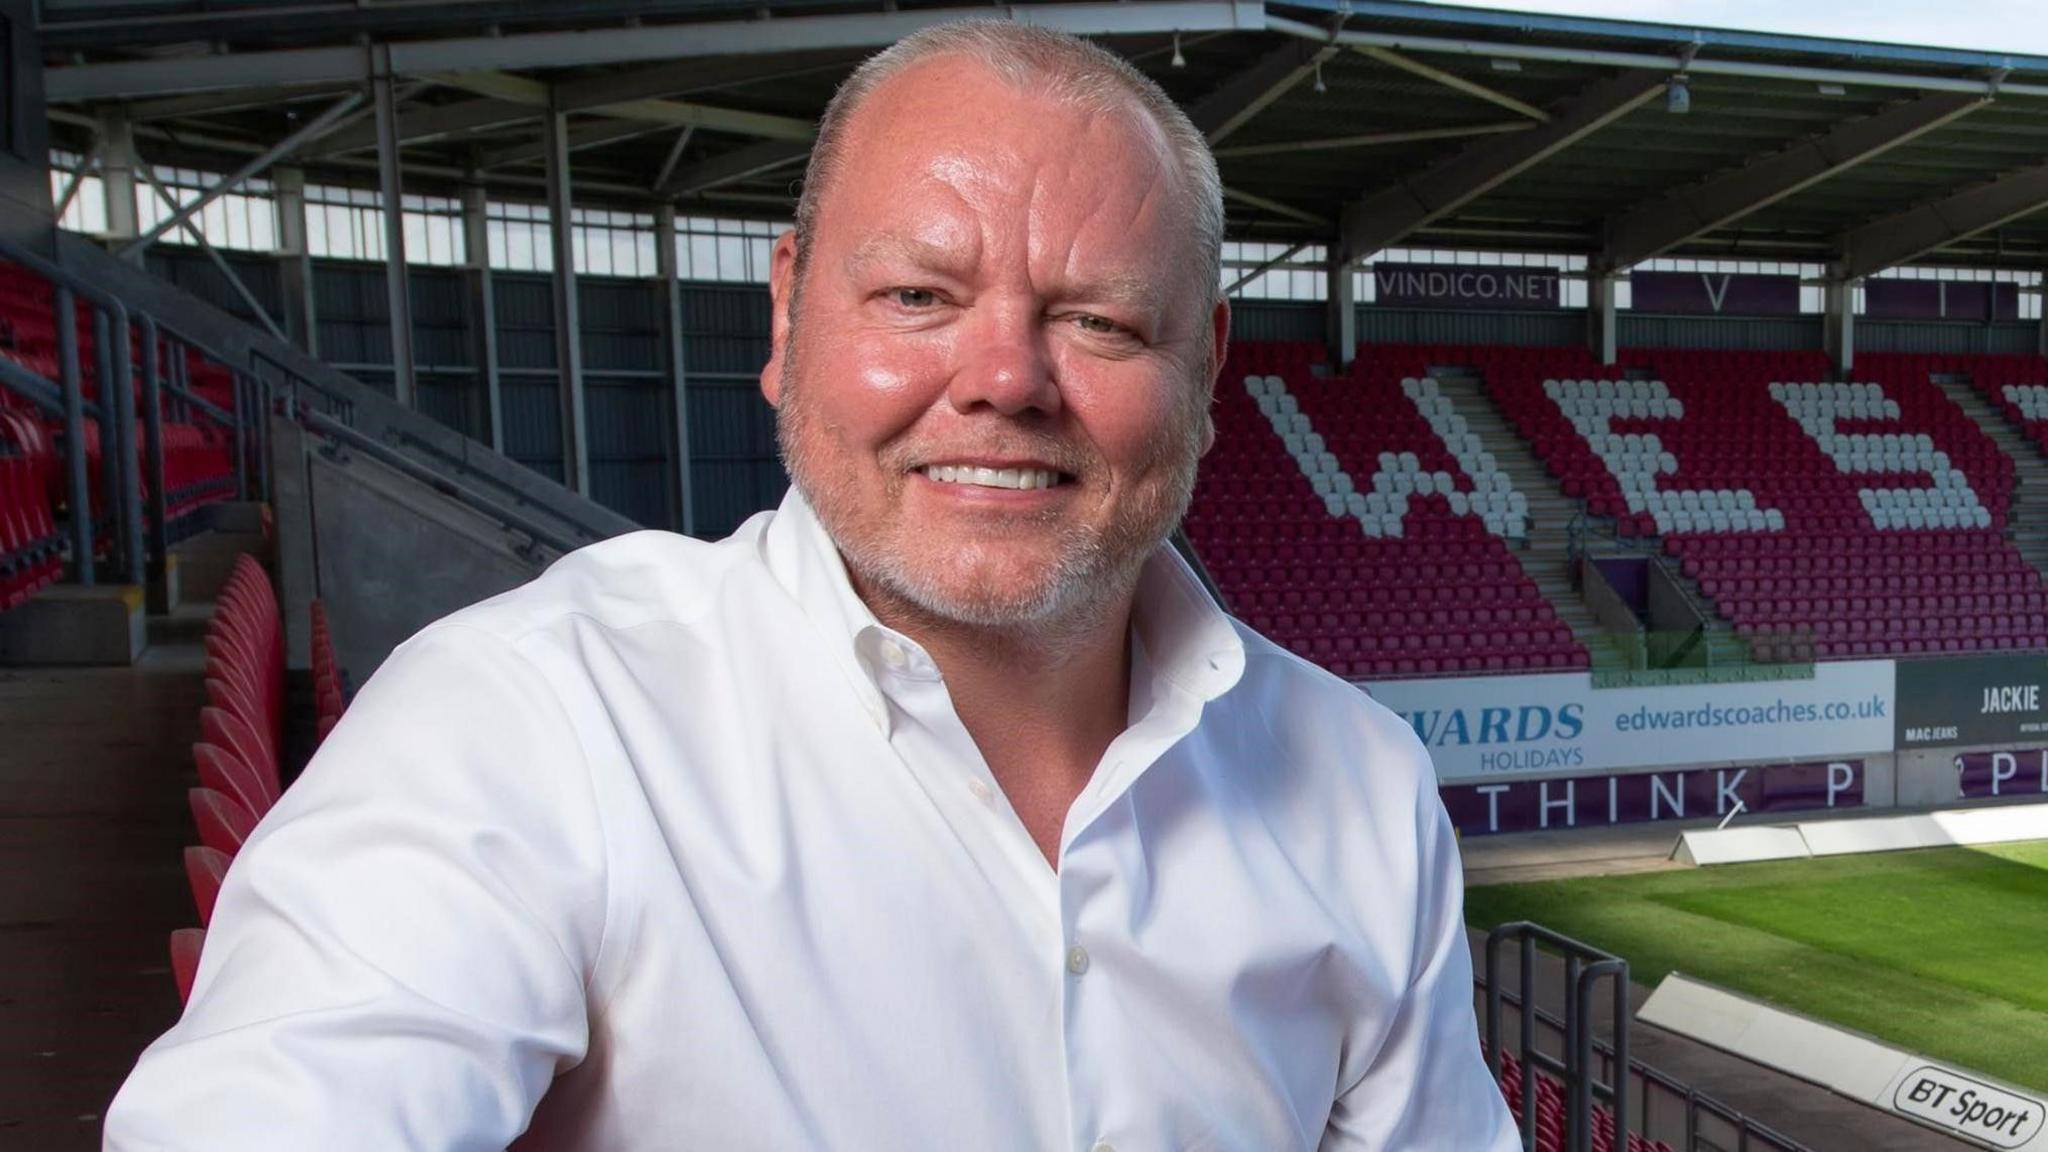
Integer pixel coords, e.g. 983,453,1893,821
1481,922,1811,1152
0,235,263,592
250,344,614,555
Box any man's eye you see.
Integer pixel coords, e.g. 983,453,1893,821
1074,314,1122,335
889,288,938,308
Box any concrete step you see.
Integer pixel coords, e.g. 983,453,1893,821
145,602,214,648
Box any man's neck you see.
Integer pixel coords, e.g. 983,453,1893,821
856,574,1141,866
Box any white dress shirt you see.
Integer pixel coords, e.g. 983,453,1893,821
106,491,1516,1152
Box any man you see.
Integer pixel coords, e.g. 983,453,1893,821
107,22,1516,1151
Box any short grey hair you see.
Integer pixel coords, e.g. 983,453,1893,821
792,20,1224,307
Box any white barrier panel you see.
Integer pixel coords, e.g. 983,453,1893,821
1365,661,1895,781
1800,802,2048,858
1641,975,2048,1150
1673,826,1811,867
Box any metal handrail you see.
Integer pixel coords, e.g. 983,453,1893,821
298,407,581,557
0,233,269,589
254,345,609,549
1479,977,1812,1152
1487,922,1632,1152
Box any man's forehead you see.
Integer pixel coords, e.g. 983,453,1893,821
835,51,1176,185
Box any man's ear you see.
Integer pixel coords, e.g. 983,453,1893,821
1200,295,1230,457
760,230,802,409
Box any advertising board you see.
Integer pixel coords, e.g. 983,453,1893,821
1371,263,1560,311
1439,759,1865,836
1895,653,2048,748
1364,661,1894,782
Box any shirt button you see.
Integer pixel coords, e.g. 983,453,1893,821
881,642,908,670
1092,1142,1116,1152
1066,945,1091,975
967,778,994,804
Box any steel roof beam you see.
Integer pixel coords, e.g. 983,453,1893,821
1598,89,1989,272
1336,68,1668,264
1213,120,1531,160
1223,187,1330,228
1349,44,1550,122
476,120,672,170
1838,162,2048,280
127,85,359,123
47,2,1261,102
553,52,858,113
1186,39,1339,146
430,71,815,141
662,139,812,198
1263,15,2048,101
305,97,537,159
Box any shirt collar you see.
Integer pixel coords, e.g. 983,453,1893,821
761,487,1246,719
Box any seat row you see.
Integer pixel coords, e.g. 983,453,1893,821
170,559,350,1004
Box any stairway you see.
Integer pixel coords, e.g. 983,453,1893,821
1937,375,2048,577
1433,373,1627,672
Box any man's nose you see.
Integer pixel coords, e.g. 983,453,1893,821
946,304,1061,419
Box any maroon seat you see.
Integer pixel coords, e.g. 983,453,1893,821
183,846,231,927
188,786,258,857
169,928,205,1004
194,741,275,818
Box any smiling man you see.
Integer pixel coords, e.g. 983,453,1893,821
106,21,1515,1152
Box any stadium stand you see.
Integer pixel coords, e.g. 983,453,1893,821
1187,342,1588,679
0,258,238,568
1482,344,2043,662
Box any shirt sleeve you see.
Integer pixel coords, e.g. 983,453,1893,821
104,623,610,1152
1320,774,1520,1151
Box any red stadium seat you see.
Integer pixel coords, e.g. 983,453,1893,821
183,846,231,927
193,741,275,818
187,787,258,857
199,706,279,802
169,928,205,1005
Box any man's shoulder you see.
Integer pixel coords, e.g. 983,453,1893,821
429,517,777,649
1231,621,1424,759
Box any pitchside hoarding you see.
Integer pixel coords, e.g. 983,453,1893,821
1895,653,2048,748
1864,279,2021,323
1955,748,2048,801
1371,263,1560,311
1628,271,1801,316
1440,759,1865,836
1364,661,1895,781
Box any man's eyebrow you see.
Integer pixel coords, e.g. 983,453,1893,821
1059,271,1165,313
845,234,964,276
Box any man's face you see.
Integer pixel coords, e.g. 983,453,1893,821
763,55,1228,630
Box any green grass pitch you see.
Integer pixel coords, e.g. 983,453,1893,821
1462,842,2048,1093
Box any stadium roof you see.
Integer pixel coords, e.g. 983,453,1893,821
38,0,2048,273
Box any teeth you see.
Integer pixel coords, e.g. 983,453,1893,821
923,465,1062,490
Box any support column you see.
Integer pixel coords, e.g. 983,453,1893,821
2036,275,2047,358
273,167,319,356
372,49,417,407
98,108,141,259
1326,258,1357,372
461,185,504,452
1589,270,1619,366
1824,263,1856,378
543,94,589,495
655,205,695,535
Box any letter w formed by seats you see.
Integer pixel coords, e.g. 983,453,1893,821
1243,373,1528,540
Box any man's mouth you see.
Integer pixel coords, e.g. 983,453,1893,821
917,464,1071,491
